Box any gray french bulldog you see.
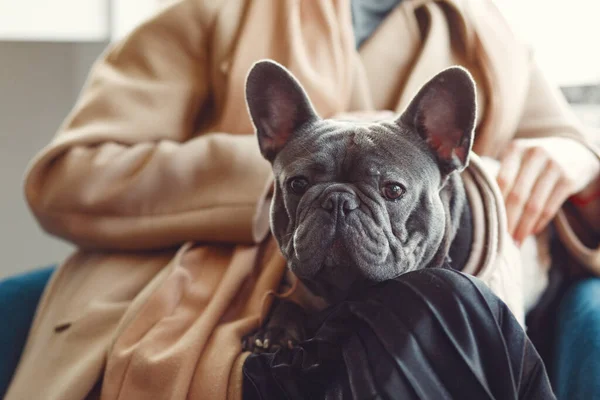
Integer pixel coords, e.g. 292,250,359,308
242,60,476,353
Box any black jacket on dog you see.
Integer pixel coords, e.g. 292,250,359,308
242,268,555,400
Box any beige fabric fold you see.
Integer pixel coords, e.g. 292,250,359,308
462,155,525,325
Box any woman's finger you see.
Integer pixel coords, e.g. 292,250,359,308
504,148,549,236
496,144,522,199
533,178,573,235
513,163,561,243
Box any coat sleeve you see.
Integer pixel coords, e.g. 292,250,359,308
513,58,600,274
24,0,273,251
513,58,600,156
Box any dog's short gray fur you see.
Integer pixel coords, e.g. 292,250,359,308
245,60,477,304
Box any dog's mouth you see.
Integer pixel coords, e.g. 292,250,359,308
291,215,393,281
323,238,353,267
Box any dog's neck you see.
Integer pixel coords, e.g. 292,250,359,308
448,183,473,271
427,172,473,271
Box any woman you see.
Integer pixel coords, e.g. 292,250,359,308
4,0,600,399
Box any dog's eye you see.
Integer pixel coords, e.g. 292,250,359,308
288,177,309,195
382,182,405,201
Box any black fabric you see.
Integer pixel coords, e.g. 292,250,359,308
447,193,473,271
242,268,555,399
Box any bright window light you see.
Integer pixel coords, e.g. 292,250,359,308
494,0,600,87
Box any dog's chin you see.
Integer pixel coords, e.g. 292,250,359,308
290,239,378,302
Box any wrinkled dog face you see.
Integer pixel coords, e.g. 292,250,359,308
245,61,476,301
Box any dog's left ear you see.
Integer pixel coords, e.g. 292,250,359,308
245,60,319,162
398,67,477,176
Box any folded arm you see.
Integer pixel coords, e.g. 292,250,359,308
25,0,272,251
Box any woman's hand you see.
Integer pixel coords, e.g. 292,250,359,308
496,137,600,245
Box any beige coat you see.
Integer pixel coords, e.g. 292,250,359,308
7,0,600,399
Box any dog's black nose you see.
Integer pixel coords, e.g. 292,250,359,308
322,191,359,215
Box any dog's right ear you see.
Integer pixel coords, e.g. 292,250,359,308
245,60,319,162
398,67,477,177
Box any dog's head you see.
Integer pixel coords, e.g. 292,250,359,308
245,60,477,302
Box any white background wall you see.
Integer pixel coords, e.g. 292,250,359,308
494,0,600,86
0,41,108,278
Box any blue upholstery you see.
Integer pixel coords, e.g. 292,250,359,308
554,278,600,400
0,266,55,398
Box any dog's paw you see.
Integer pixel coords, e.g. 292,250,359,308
242,327,299,354
241,299,307,354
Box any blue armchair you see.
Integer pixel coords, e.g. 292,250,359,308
0,266,55,397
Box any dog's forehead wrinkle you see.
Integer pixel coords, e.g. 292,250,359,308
376,131,440,182
277,126,441,195
275,126,341,172
351,127,375,147
367,166,380,176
